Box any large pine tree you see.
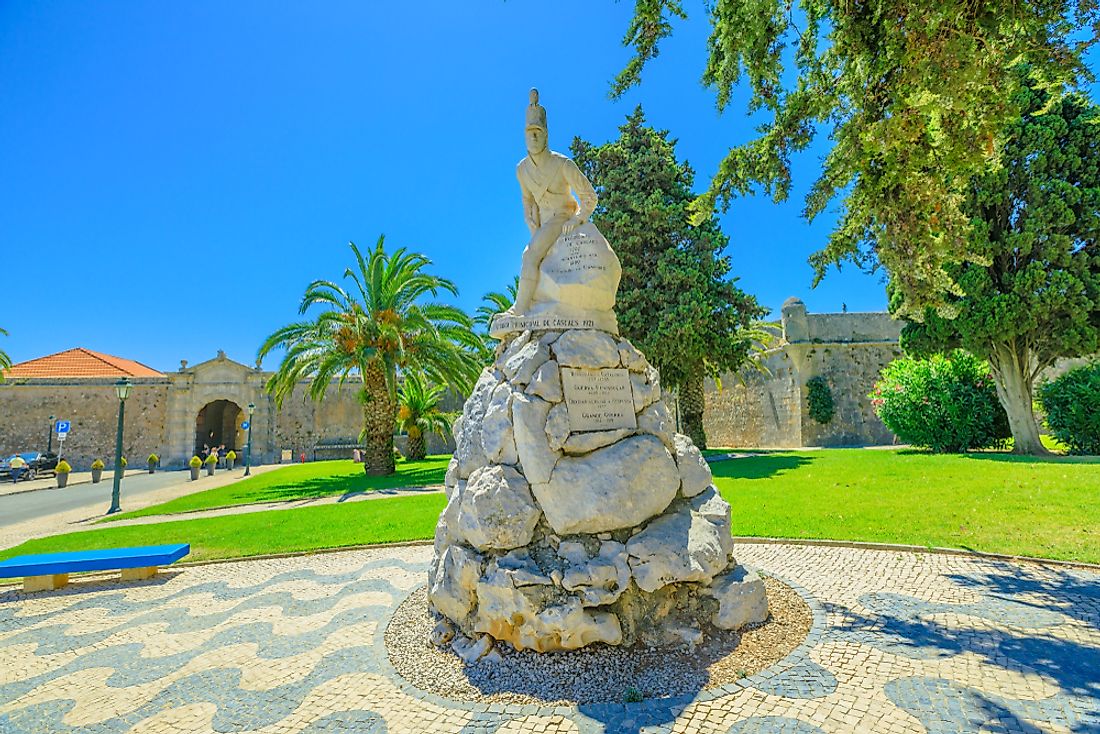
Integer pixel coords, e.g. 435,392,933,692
572,107,765,448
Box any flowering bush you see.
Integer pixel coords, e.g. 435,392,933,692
1039,362,1100,455
870,351,1009,452
56,460,72,473
91,459,105,470
147,453,159,466
189,456,203,468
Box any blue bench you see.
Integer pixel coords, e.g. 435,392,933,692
0,544,190,592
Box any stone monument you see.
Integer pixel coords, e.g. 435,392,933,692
427,90,767,659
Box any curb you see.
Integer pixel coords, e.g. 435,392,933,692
732,535,1100,572
5,535,1097,590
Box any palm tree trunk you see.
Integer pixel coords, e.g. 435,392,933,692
680,363,708,450
362,361,397,475
988,341,1050,456
407,430,426,461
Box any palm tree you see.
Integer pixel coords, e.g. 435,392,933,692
396,372,455,460
0,328,11,380
259,237,481,476
473,277,519,331
473,277,518,361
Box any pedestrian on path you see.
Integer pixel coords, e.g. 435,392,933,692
8,455,26,483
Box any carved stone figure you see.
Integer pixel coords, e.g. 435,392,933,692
492,90,621,337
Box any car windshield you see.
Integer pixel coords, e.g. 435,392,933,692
20,453,38,461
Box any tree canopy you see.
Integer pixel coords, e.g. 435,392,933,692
613,0,1098,317
896,80,1100,454
258,237,480,474
572,107,766,445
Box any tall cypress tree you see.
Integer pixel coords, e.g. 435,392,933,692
572,106,765,448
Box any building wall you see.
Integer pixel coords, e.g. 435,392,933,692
0,351,457,469
703,298,902,448
0,379,170,468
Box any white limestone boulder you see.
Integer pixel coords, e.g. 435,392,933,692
543,401,570,453
708,566,769,630
673,433,713,498
526,360,563,403
552,329,622,369
637,401,675,449
513,393,560,483
533,434,679,535
473,549,623,651
457,465,541,552
562,428,634,455
481,383,518,465
560,540,631,607
502,336,550,385
453,369,500,479
625,488,735,592
630,368,661,413
618,340,647,372
428,544,485,623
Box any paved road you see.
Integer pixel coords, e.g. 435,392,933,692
0,470,197,529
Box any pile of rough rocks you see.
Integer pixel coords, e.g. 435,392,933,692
428,327,768,660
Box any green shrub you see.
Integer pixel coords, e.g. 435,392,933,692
870,350,1009,452
226,450,236,461
91,459,105,470
204,454,218,465
1039,362,1100,455
120,457,127,468
56,460,72,473
148,453,159,465
189,456,203,468
806,376,835,424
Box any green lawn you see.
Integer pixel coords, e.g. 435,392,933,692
716,449,1100,563
1,492,447,565
3,448,1098,568
104,456,450,520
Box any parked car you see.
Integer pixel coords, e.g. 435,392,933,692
0,452,60,481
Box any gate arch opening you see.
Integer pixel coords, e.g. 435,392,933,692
195,400,243,456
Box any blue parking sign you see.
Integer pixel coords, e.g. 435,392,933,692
241,421,250,430
55,420,71,435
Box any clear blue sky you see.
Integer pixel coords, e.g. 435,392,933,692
1,2,1093,371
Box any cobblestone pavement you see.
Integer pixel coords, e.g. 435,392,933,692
0,542,1096,733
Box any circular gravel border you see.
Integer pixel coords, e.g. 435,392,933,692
385,575,811,706
373,564,829,717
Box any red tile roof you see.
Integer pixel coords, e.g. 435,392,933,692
3,348,165,379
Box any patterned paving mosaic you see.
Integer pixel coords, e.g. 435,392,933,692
0,542,1097,733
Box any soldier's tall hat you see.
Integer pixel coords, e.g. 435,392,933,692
526,88,547,132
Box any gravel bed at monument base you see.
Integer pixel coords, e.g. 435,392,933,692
385,576,810,706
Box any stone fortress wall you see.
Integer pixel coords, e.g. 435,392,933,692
703,298,904,448
0,351,454,469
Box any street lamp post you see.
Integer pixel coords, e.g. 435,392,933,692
107,378,132,515
47,415,55,454
244,402,255,476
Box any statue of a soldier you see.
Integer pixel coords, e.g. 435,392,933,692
507,88,599,316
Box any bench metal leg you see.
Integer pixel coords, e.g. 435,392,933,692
121,566,158,582
24,574,69,592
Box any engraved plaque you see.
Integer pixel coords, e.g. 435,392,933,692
561,367,638,431
542,229,610,282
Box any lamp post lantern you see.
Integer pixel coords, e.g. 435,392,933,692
47,415,55,454
107,378,132,515
244,402,255,476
